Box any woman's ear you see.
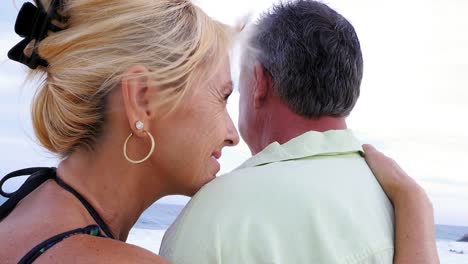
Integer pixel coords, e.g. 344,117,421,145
121,65,156,137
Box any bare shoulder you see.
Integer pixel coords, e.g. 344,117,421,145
36,234,168,264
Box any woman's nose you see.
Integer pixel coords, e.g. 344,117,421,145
225,115,240,147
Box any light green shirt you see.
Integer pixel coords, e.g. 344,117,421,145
160,130,394,264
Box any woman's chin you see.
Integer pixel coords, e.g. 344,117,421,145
184,175,217,197
186,159,220,196
200,171,218,188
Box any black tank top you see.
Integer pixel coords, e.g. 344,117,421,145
0,167,115,263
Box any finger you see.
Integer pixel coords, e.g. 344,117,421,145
362,144,385,157
362,144,385,166
362,144,377,153
364,145,410,180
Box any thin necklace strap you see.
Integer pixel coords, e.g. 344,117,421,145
54,176,115,239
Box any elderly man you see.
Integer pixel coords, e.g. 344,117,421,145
160,0,395,263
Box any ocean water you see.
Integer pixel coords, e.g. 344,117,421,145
437,225,468,242
435,225,468,263
1,198,467,262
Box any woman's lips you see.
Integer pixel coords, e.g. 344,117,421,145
210,151,221,175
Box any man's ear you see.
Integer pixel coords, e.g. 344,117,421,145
121,65,156,137
253,64,272,109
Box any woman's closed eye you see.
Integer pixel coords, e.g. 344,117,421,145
222,81,233,104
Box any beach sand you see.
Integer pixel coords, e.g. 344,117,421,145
127,228,166,254
437,240,468,264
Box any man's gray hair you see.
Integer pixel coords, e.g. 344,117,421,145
242,0,363,118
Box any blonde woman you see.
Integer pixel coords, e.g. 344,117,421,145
0,0,436,263
1,0,238,263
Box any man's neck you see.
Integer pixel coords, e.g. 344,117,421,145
253,103,348,154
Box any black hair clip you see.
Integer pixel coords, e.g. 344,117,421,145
7,0,66,69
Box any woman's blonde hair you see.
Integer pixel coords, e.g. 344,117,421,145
29,0,233,157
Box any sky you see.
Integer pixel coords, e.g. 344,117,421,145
0,0,467,226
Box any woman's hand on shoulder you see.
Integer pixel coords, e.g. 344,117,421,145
362,144,429,206
362,144,440,264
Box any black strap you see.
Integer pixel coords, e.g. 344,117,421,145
0,167,114,239
0,168,55,220
18,225,102,264
54,177,115,239
0,167,54,198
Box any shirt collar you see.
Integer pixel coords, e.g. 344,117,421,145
236,129,363,170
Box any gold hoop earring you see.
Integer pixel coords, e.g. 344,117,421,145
123,131,155,164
